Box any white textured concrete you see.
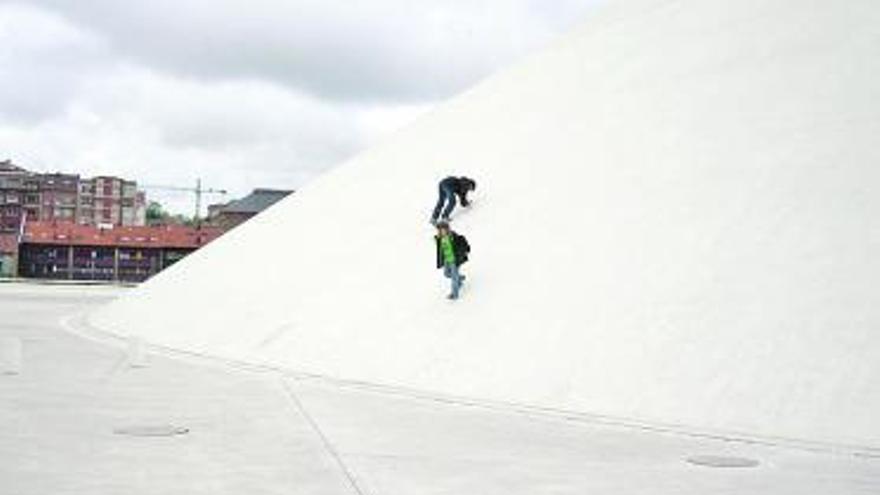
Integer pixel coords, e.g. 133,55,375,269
0,285,354,494
0,337,22,375
2,284,879,494
91,0,880,451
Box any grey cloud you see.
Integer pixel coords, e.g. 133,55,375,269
0,4,112,122
25,0,603,103
71,66,365,176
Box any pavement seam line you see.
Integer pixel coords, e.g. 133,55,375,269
280,377,370,495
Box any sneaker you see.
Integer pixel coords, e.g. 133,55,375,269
447,294,458,300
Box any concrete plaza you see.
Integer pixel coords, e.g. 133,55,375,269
1,283,877,494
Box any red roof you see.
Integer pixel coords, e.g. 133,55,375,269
21,222,224,249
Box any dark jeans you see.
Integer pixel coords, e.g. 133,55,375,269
431,182,456,221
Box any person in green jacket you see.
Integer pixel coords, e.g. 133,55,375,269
434,221,470,299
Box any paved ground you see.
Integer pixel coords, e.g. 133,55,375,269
1,284,878,494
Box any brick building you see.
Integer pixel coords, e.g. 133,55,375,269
0,160,233,281
0,162,32,275
0,160,146,228
0,233,16,277
18,222,223,282
38,173,79,223
78,176,146,227
0,160,34,232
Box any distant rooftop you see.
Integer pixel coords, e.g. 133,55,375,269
0,160,28,175
214,188,293,214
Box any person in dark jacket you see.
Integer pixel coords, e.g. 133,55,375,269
430,176,476,224
434,221,470,300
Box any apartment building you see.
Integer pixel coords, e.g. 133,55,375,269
78,176,146,227
0,160,35,232
38,173,79,223
0,161,146,228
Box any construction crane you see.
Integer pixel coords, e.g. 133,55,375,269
142,178,227,222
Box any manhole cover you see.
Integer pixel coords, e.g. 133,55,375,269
687,455,760,468
114,425,189,437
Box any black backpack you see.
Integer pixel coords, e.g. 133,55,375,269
454,233,471,264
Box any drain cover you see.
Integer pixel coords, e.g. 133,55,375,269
114,425,189,437
687,455,759,468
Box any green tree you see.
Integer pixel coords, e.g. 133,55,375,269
146,201,198,226
145,201,167,225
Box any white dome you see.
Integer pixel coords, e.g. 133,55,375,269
91,0,880,448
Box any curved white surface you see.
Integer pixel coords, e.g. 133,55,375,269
91,0,880,448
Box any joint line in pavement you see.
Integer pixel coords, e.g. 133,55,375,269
281,377,369,495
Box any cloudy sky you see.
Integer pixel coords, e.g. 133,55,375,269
0,0,603,215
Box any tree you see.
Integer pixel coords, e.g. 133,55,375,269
146,201,197,226
146,201,166,225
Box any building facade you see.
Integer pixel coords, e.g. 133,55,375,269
0,233,16,276
38,173,79,223
0,161,31,275
78,176,146,227
0,160,147,228
1,160,153,278
0,160,33,232
18,222,223,282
